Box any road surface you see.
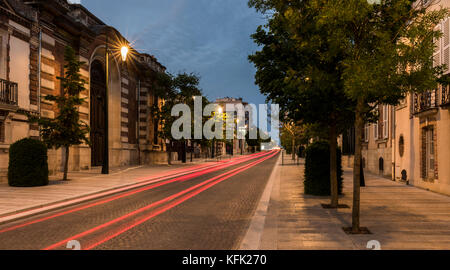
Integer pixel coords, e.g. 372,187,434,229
0,150,279,250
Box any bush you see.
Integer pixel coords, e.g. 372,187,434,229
304,141,343,196
8,138,49,187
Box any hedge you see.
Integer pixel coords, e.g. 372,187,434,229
8,138,49,187
304,141,343,196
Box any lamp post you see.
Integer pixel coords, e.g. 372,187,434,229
102,32,129,174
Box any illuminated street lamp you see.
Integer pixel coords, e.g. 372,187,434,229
102,29,129,174
121,46,129,62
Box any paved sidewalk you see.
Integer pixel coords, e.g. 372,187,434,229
249,155,450,250
0,161,209,218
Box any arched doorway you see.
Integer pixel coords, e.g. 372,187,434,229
90,60,106,166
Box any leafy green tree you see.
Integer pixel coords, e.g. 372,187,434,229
249,0,355,208
280,122,327,156
249,0,449,230
304,0,448,232
280,122,303,159
151,72,209,164
30,46,90,180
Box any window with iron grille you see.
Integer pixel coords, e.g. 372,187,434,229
426,127,435,179
422,126,436,180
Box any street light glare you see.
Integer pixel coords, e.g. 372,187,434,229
121,46,129,62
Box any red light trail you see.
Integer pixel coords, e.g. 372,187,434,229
0,151,273,234
43,150,278,250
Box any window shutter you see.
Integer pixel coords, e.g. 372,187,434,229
434,23,441,68
383,105,388,138
442,18,450,74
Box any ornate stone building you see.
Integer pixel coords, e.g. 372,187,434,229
0,0,167,182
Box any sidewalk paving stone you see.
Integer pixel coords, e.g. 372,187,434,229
257,155,450,250
0,161,209,218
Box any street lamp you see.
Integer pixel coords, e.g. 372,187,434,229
121,46,129,62
102,32,129,174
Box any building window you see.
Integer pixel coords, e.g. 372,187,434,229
399,135,405,157
373,123,378,140
425,127,435,179
364,124,369,142
422,126,436,180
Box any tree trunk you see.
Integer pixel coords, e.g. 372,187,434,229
291,137,295,160
182,141,187,163
167,142,172,165
352,97,364,233
63,146,69,181
329,122,338,208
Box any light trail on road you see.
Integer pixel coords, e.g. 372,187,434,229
0,151,272,235
43,150,279,250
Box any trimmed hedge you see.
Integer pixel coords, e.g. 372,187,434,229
304,141,343,196
8,138,49,187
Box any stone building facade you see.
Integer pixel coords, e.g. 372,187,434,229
361,105,395,179
392,0,450,195
389,1,450,195
214,97,250,156
0,0,167,182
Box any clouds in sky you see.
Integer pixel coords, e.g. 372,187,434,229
81,0,267,105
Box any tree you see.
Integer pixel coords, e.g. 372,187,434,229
281,121,303,159
249,0,449,228
311,0,448,232
30,46,90,181
151,72,208,164
245,126,271,152
280,122,326,156
248,0,355,208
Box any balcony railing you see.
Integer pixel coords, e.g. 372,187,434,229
413,89,438,114
0,79,18,106
442,85,450,107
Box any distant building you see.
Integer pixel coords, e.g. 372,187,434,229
213,97,250,156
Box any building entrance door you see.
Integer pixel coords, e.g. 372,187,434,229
90,60,106,167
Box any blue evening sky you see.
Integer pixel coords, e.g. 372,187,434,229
79,0,267,106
